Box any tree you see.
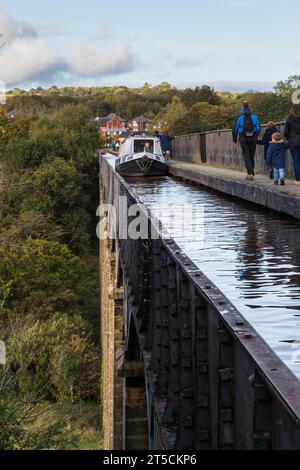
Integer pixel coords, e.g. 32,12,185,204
252,94,292,123
274,75,300,96
0,211,65,245
157,96,187,133
180,85,222,108
173,102,237,135
0,238,89,317
12,158,91,251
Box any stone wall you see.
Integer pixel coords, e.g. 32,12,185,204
100,221,125,449
100,183,149,450
173,122,295,177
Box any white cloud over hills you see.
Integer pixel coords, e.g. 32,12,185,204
0,7,138,87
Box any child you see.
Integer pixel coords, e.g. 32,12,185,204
257,121,278,179
266,133,289,186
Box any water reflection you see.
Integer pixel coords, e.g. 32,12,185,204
130,176,300,379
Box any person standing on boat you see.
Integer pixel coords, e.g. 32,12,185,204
232,101,261,180
161,129,173,160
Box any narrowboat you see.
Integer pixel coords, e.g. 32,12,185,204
115,135,168,177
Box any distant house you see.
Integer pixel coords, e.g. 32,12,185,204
127,116,151,133
95,113,126,137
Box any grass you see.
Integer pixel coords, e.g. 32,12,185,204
26,401,103,450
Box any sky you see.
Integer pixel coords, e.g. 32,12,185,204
0,0,299,91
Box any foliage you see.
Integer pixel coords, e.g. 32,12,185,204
179,85,222,107
0,399,72,450
274,75,300,96
25,402,102,450
2,313,99,402
0,238,90,317
155,96,187,133
0,95,102,449
251,94,292,123
14,159,91,251
173,101,237,134
0,211,65,245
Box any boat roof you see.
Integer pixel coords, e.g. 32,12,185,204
127,133,157,138
119,135,163,157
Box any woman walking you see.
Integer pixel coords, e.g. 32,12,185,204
284,104,300,184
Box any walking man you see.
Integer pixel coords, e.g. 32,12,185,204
232,101,261,180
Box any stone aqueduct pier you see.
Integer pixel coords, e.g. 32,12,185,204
99,126,300,451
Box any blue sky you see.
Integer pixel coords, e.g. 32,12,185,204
0,0,299,91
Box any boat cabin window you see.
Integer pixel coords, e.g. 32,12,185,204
134,139,154,153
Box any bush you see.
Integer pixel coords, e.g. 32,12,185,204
10,159,91,252
3,313,99,402
0,238,89,317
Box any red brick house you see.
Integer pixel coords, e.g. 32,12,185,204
96,113,126,137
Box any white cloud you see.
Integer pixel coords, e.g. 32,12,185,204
0,8,37,40
0,7,138,86
0,8,65,85
0,37,67,85
70,43,138,77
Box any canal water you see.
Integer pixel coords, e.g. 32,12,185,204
130,176,300,380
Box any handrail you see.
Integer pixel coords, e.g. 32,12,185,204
175,121,287,138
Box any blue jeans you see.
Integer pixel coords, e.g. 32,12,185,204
290,145,300,181
273,168,284,182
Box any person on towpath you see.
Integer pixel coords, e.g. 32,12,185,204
267,132,289,186
232,101,261,180
284,104,300,184
160,129,173,160
258,121,278,179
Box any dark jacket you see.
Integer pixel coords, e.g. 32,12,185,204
258,126,278,158
284,116,300,146
161,134,173,151
266,141,289,169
